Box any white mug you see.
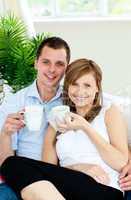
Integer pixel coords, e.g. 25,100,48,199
24,105,43,131
48,105,70,130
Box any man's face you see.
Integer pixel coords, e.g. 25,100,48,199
35,46,68,91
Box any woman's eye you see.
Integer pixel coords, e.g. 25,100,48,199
85,84,91,87
71,83,77,86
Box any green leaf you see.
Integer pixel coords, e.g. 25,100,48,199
0,13,51,92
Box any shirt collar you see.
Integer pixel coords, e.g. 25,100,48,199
50,84,63,102
27,80,41,101
27,80,62,103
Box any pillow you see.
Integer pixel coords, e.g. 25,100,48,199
0,84,13,105
103,92,131,147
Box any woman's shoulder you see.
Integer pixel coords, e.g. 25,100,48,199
104,104,126,124
105,103,122,115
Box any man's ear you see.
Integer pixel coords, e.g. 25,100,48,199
34,60,38,70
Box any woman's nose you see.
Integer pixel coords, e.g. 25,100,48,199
77,87,86,95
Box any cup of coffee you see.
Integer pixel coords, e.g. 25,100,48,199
24,105,43,131
48,105,70,130
51,105,70,122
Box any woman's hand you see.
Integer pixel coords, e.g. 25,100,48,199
56,112,89,133
66,163,110,185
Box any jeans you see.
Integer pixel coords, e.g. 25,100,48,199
125,191,131,200
0,183,19,200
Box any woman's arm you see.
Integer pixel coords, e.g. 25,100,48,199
83,104,128,172
62,105,128,172
66,163,110,185
42,126,58,165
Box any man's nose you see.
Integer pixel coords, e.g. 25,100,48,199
49,64,55,73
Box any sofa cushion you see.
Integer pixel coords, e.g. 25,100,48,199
103,93,131,147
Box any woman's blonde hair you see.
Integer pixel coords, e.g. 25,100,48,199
63,58,103,122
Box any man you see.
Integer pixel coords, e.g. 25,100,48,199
120,155,131,200
0,36,70,199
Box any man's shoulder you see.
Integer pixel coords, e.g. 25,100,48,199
1,82,34,108
15,83,33,97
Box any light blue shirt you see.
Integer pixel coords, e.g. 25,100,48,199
0,80,62,160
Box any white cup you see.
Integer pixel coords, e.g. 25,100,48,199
24,105,43,131
51,105,70,123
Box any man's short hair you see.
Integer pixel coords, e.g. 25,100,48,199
36,36,70,64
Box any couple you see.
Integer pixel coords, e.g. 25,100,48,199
0,36,130,200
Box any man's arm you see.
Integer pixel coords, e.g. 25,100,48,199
119,148,131,191
129,147,131,159
0,131,14,165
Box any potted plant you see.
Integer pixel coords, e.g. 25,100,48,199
0,13,51,92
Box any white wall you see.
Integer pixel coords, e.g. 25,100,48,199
34,19,131,96
0,0,35,36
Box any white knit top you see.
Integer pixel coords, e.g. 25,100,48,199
49,105,121,190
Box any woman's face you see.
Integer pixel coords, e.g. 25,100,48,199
68,72,98,109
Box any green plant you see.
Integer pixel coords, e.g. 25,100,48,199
0,13,51,92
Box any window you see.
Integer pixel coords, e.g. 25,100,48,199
28,0,131,20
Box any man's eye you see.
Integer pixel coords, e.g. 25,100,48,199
56,62,65,67
43,61,49,64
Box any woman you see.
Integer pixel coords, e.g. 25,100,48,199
1,59,128,200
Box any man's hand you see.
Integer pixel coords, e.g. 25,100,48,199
119,160,131,191
66,163,110,185
1,112,24,136
0,111,25,165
